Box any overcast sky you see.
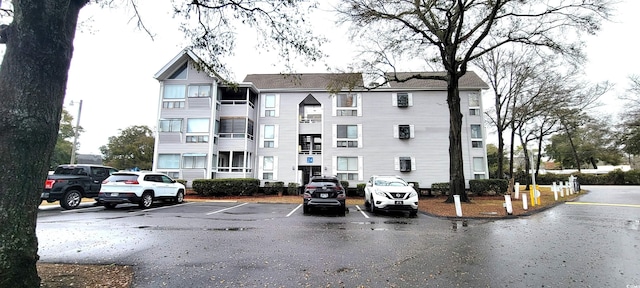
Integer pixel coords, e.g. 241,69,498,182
2,1,638,155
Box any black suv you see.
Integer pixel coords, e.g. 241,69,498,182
302,176,346,216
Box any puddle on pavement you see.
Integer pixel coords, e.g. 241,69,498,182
451,220,468,231
204,227,252,231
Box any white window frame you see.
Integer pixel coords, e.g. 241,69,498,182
392,92,413,107
183,154,207,169
188,84,212,98
333,124,362,148
332,156,363,181
163,84,186,99
258,156,278,180
260,94,280,117
394,157,417,172
159,119,183,132
157,154,180,169
393,124,415,139
470,124,482,139
259,124,279,148
332,93,362,116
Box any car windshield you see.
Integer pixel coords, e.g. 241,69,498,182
310,179,338,186
374,178,407,186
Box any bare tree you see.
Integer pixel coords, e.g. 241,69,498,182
0,1,321,286
336,0,613,202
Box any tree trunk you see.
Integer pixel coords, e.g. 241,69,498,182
0,1,87,287
495,94,505,179
445,72,469,203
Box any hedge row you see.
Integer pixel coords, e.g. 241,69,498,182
192,178,260,196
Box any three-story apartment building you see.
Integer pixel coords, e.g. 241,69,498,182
152,49,489,189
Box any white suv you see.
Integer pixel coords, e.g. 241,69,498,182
97,171,185,209
364,175,418,217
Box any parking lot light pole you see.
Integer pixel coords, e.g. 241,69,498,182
70,99,83,165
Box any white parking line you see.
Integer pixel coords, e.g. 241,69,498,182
61,206,104,213
355,205,370,218
287,204,302,217
206,202,248,215
142,202,195,212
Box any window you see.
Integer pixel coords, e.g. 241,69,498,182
333,93,361,116
261,94,279,117
261,156,276,180
159,119,182,132
183,154,206,169
469,108,480,115
186,135,209,143
392,92,413,107
335,156,361,181
472,140,483,148
473,157,486,179
168,62,187,79
299,135,321,154
469,93,480,107
470,124,482,139
157,154,180,169
188,85,212,97
394,125,415,139
398,125,411,139
395,157,416,172
187,118,209,133
399,157,412,172
262,125,277,148
336,125,359,148
163,85,186,99
218,151,252,172
220,118,247,138
162,101,184,109
160,171,180,179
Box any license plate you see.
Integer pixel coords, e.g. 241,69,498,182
111,193,119,197
320,193,328,198
395,201,403,205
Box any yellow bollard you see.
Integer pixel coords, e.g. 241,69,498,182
530,186,535,207
535,185,541,205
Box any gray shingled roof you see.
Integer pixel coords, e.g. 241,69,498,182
384,71,489,89
243,73,364,90
244,71,488,90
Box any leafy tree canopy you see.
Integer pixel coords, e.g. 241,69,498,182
100,125,154,170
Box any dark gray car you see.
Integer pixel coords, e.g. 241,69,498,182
302,176,346,216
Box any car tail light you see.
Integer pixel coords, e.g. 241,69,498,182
44,179,56,189
124,180,139,184
102,179,109,184
303,192,311,199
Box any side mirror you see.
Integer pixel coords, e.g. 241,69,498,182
409,183,414,187
366,183,372,187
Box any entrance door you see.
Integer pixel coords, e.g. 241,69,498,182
299,166,321,187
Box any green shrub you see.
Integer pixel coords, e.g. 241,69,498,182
176,179,187,187
431,182,450,195
192,178,260,196
340,180,349,188
356,183,366,197
287,182,300,195
469,179,508,196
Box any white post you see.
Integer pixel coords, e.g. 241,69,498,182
514,182,520,200
552,182,558,201
453,195,463,217
569,176,576,194
522,194,528,210
504,195,513,215
559,181,565,197
564,181,571,195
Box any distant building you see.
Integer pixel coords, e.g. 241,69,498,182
152,49,490,188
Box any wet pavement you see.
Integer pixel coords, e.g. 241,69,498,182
36,186,640,287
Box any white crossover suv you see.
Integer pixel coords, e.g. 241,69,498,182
97,171,185,209
364,175,418,217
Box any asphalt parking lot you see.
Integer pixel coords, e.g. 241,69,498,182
37,186,640,288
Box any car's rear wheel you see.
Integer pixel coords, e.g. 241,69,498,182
139,192,153,209
104,203,117,209
409,209,418,217
303,204,310,214
175,190,184,204
60,190,82,210
338,205,346,216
